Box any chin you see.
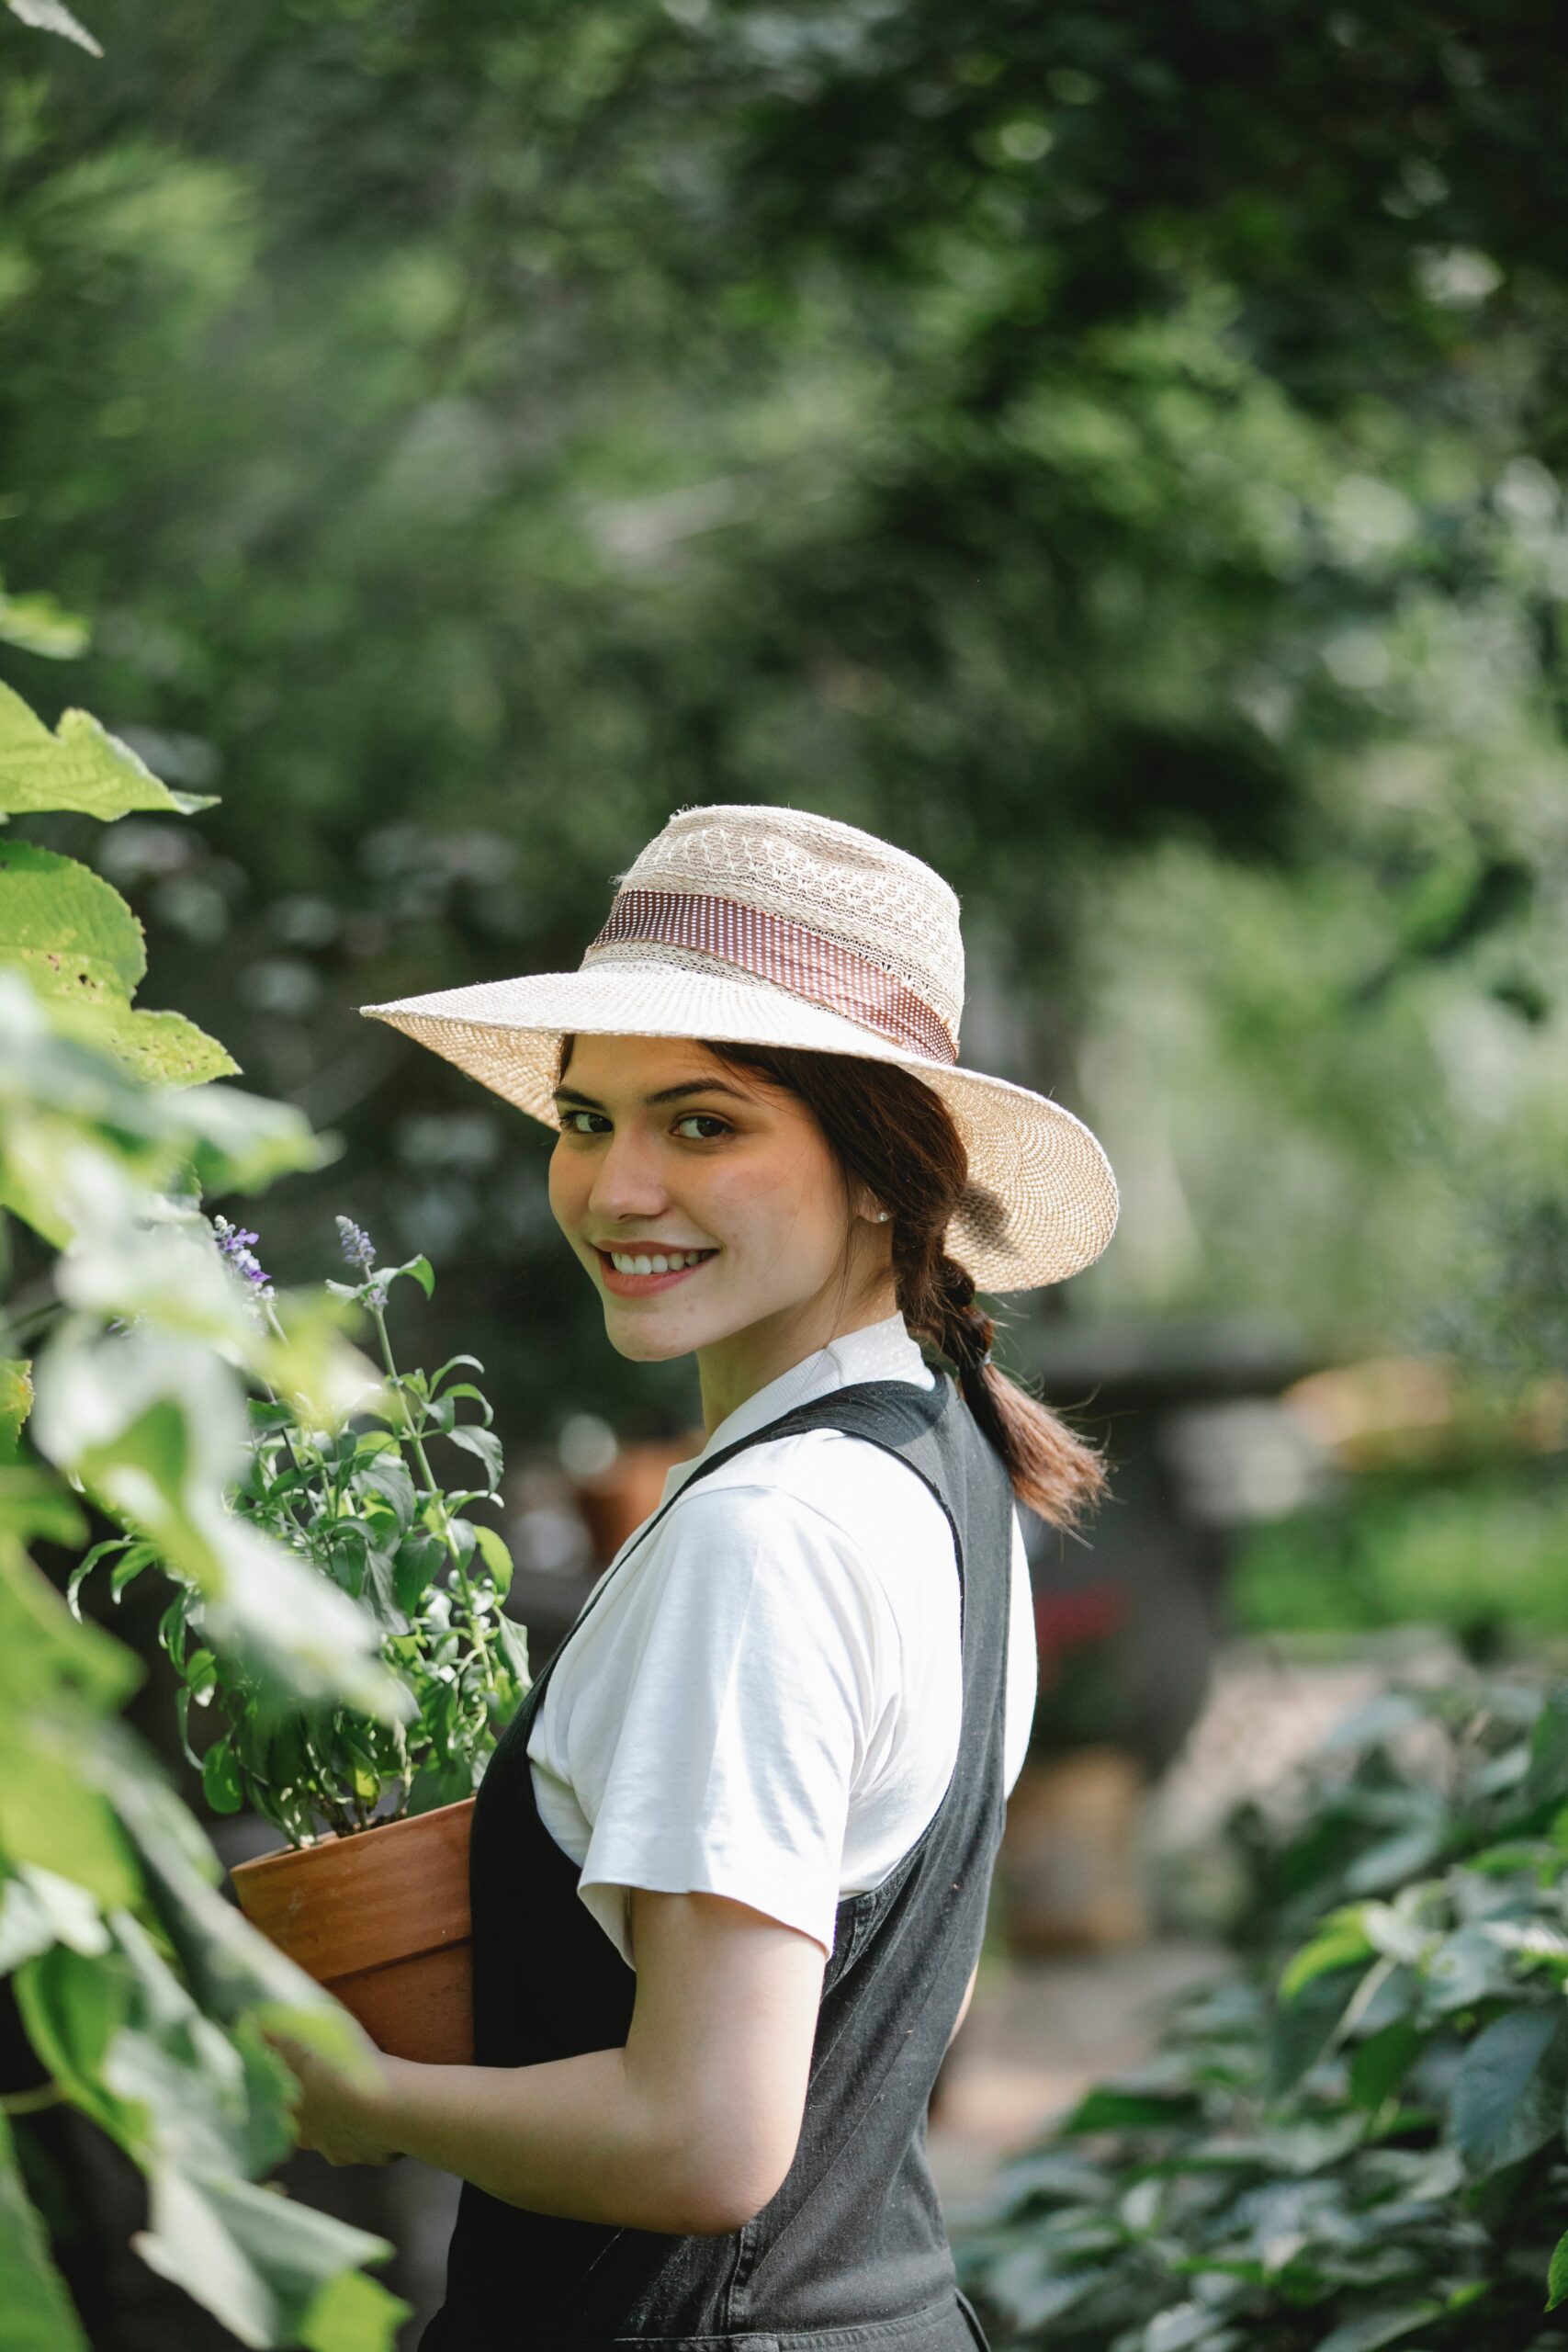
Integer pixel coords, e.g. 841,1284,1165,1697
602,1312,699,1363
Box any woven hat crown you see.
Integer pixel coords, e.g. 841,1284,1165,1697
590,805,966,1049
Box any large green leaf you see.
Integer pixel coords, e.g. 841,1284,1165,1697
0,681,214,819
106,1736,381,2079
1450,2006,1568,2175
0,841,234,1082
0,1714,141,1905
14,1943,141,2147
51,993,239,1087
0,1525,141,1715
298,2267,409,2352
30,1324,406,1717
0,1861,111,1971
0,839,145,1000
0,2107,90,2352
133,2165,405,2352
0,973,328,1207
100,1910,277,2177
0,1464,87,1547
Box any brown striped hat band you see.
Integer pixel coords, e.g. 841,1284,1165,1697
584,888,959,1066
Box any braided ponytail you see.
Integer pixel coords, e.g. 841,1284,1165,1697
703,1041,1109,1532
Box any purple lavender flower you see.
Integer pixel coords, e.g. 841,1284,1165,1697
335,1215,378,1275
212,1214,275,1303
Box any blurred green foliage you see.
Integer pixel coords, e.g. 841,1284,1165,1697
0,0,1564,1443
1233,1465,1568,1649
959,1674,1568,2350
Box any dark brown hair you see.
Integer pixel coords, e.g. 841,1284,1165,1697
700,1042,1110,1533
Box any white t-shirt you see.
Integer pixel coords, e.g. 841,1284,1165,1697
526,1314,1038,1970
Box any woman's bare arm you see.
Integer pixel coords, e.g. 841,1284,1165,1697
286,1887,827,2236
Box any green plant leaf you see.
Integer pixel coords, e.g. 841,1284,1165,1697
51,994,239,1087
1424,1922,1518,2012
1450,2005,1568,2175
0,575,90,660
1061,2084,1200,2133
0,1357,33,1458
299,2267,410,2352
1348,2017,1426,2110
1270,1964,1365,2095
0,1861,111,1970
1312,2302,1443,2352
355,1453,416,1528
1524,1690,1568,1809
0,2105,90,2352
445,1423,502,1491
384,1253,434,1299
133,2164,400,2350
1547,2224,1568,2312
202,1736,243,1814
0,682,213,818
1280,1910,1376,2002
107,1747,377,2078
494,1611,530,1689
0,840,145,1001
393,1526,446,1615
470,1521,513,1596
0,1465,88,1547
14,1943,141,2147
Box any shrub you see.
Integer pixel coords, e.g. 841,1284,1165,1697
957,1676,1568,2352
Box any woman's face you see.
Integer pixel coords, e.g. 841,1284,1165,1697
548,1034,890,1409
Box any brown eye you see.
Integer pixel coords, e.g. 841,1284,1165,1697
673,1114,730,1140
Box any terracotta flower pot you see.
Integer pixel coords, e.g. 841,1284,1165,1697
232,1796,475,2064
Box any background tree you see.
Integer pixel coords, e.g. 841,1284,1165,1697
1,0,1562,1421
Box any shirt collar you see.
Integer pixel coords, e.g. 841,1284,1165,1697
663,1313,933,1503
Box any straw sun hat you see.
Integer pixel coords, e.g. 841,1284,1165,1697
358,805,1118,1293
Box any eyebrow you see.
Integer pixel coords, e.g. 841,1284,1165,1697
552,1079,755,1111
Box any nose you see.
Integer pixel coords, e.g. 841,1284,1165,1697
586,1126,671,1227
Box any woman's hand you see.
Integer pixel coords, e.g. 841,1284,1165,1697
265,2021,403,2167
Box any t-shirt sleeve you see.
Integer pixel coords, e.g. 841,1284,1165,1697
1003,1507,1038,1798
572,1478,883,1971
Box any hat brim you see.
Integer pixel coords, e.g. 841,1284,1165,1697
358,959,1118,1293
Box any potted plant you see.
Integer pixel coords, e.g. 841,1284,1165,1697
74,1214,529,2062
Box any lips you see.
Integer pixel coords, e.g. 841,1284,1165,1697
592,1245,718,1298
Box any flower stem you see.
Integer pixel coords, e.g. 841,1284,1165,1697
367,1292,499,1695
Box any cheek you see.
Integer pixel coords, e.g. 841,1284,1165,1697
705,1142,842,1257
547,1143,587,1233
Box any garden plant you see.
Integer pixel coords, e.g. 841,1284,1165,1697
956,1673,1568,2352
76,1210,529,1849
0,607,425,2343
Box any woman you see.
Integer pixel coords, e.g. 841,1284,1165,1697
287,805,1119,2350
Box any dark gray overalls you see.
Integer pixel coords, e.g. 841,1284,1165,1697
421,1374,1008,2350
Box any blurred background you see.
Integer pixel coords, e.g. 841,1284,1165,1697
4,0,1565,2339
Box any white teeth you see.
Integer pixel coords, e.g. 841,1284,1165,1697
607,1248,713,1275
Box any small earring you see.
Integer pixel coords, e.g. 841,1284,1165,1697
874,1209,890,1224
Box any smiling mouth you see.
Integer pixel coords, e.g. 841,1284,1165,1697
592,1245,719,1293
